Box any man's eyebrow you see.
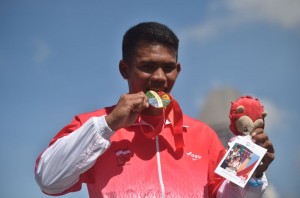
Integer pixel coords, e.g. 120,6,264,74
138,60,155,64
139,60,176,65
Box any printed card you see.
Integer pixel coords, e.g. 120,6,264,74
214,135,267,188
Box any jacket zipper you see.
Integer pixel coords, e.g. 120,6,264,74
155,136,166,198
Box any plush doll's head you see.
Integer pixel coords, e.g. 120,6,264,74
229,96,267,136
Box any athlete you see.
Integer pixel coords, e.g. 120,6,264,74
35,22,275,197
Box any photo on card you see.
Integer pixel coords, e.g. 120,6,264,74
215,136,267,188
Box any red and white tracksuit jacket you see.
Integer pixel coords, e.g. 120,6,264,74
35,106,268,198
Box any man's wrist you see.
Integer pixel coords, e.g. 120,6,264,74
105,114,120,131
94,116,115,140
255,172,263,178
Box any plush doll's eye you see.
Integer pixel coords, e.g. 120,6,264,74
243,127,248,132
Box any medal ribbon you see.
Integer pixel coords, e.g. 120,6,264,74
139,93,185,149
139,110,165,139
167,95,185,149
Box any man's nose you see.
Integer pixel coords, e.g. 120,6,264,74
151,67,167,82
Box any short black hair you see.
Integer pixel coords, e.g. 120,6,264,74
122,22,179,63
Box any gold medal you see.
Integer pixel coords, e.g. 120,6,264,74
146,90,171,108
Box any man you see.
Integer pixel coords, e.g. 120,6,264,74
35,22,274,197
221,145,241,169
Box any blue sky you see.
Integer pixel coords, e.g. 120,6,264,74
1,1,299,197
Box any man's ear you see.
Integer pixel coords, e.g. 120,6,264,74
177,63,181,73
119,60,128,79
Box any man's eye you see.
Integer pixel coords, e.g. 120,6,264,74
163,65,176,73
140,65,155,73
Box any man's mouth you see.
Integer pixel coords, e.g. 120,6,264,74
148,88,167,93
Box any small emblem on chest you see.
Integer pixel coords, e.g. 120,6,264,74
186,151,202,161
115,148,132,166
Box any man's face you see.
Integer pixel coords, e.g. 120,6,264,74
120,44,181,94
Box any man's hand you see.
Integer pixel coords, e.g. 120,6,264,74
251,128,275,177
105,92,149,131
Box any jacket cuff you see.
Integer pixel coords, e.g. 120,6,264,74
93,116,115,140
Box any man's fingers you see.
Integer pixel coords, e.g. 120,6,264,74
131,92,149,112
251,128,275,177
107,92,149,130
262,140,275,154
255,152,275,176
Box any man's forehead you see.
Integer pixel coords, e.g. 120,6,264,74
135,44,176,57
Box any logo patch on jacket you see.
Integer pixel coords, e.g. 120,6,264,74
186,151,202,161
115,148,132,166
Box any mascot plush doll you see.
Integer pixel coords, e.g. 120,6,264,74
229,95,267,137
228,95,267,186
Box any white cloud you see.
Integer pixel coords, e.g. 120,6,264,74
33,39,50,65
260,98,289,134
260,96,300,163
228,0,300,28
265,184,280,198
180,0,300,42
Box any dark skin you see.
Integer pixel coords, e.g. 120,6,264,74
105,43,274,179
251,128,275,177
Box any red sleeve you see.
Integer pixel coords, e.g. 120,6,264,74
49,116,83,146
49,107,113,146
35,115,83,172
